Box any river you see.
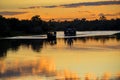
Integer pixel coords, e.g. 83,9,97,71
0,31,120,80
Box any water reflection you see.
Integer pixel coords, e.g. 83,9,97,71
0,35,120,58
0,34,120,80
46,38,57,46
0,58,120,80
0,58,80,80
0,39,44,58
76,36,120,44
64,35,120,49
64,38,76,47
0,58,55,78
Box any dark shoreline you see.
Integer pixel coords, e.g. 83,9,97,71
0,15,120,37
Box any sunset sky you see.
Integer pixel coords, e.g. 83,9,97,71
0,0,120,21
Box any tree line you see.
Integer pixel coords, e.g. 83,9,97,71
0,15,120,37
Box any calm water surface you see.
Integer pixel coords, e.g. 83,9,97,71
0,32,120,80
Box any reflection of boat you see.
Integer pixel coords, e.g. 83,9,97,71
64,37,76,47
47,31,56,40
47,31,57,45
64,28,76,36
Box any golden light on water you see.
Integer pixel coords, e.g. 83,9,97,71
0,0,120,79
0,58,80,79
0,36,120,80
0,57,120,80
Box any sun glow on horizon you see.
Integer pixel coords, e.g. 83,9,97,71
0,0,120,21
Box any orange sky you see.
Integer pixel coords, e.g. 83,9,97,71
0,0,120,21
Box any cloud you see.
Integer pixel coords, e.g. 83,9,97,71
0,58,80,80
98,12,120,17
0,11,28,15
78,11,91,13
105,12,120,16
20,5,57,9
42,5,57,8
20,1,120,9
98,13,104,16
61,1,120,8
90,14,96,16
42,1,120,8
20,6,41,9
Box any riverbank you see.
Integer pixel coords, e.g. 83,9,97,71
1,31,120,39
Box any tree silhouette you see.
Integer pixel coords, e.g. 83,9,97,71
99,15,107,21
31,15,41,22
0,15,120,37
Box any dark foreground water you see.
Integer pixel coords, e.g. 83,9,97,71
0,32,120,80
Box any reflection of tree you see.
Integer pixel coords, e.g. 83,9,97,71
78,37,87,43
0,40,9,57
63,35,120,47
45,38,57,46
64,38,76,47
0,58,81,79
77,35,120,44
31,39,44,52
0,35,120,58
0,38,58,58
0,39,45,57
